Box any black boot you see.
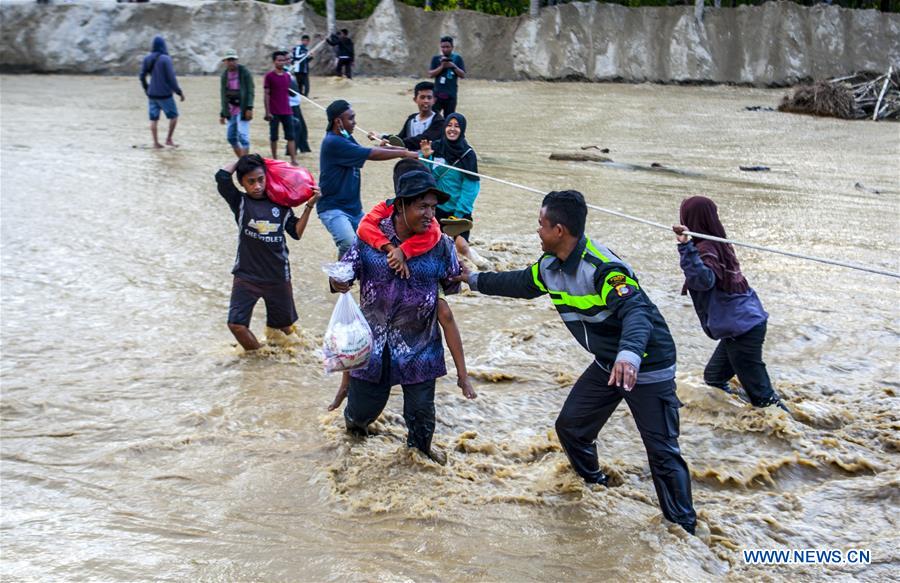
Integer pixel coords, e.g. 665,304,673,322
585,471,609,487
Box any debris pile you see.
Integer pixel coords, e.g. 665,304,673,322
778,67,899,121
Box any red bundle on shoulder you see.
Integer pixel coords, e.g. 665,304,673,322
264,159,316,207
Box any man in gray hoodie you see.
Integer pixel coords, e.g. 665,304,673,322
139,35,185,148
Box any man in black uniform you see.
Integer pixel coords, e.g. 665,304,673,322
327,29,354,79
455,190,697,534
215,154,319,350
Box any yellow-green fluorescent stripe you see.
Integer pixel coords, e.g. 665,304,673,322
601,271,640,299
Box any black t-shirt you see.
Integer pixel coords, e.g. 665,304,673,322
216,170,300,283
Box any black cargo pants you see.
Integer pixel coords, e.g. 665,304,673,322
555,361,697,532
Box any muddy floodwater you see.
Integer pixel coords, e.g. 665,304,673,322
2,75,899,581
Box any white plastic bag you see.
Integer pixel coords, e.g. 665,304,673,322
322,263,373,373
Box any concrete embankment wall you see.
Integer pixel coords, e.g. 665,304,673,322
1,0,898,86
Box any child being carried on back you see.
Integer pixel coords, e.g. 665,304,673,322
327,159,477,410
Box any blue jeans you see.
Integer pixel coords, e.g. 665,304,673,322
318,208,363,258
226,113,250,149
148,96,178,120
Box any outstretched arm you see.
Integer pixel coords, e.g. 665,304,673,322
674,228,716,292
457,261,548,300
367,147,419,161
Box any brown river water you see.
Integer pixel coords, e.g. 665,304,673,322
1,75,899,581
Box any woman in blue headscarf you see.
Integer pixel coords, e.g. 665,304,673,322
420,112,482,264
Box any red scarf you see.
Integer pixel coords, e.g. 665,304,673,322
680,196,749,295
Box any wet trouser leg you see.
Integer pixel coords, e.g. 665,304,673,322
705,322,778,407
625,377,697,533
555,362,626,484
344,350,391,435
402,380,436,454
703,340,734,391
343,349,437,454
557,362,696,532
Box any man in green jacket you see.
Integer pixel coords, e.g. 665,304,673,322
219,49,254,157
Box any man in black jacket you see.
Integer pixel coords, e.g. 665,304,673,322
368,82,444,151
454,190,697,535
327,29,354,79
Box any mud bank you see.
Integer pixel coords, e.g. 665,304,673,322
1,0,898,85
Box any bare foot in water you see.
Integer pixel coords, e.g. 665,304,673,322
165,140,179,148
428,447,447,465
153,142,164,149
327,382,349,411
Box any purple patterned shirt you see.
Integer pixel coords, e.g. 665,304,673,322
339,217,460,385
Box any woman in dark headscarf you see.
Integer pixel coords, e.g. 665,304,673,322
420,112,483,265
673,196,789,413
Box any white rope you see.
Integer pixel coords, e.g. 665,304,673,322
301,94,900,279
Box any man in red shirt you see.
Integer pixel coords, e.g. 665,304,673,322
264,51,298,166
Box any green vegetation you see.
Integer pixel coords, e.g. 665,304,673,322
258,0,899,18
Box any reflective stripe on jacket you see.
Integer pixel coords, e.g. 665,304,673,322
470,236,676,384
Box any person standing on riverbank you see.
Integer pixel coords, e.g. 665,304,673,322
455,190,697,535
329,169,462,464
215,154,320,351
139,35,184,148
219,49,254,158
291,34,312,96
287,75,311,155
428,36,465,117
327,29,354,79
317,99,419,258
264,51,298,166
673,196,789,413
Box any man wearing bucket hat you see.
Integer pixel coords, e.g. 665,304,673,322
219,49,254,157
317,99,419,258
329,168,461,464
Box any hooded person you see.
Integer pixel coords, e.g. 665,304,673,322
139,35,184,148
419,112,482,264
673,196,789,412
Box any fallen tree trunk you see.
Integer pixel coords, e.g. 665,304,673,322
549,152,613,162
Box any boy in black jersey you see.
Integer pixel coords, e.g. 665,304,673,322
215,154,319,350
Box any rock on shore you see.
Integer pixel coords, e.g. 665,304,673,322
1,0,898,86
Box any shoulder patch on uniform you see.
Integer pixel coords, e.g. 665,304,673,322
607,274,626,286
615,283,634,297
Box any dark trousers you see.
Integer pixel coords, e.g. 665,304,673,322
344,349,436,454
294,72,310,96
704,321,778,407
288,105,311,153
334,59,352,79
434,95,457,118
555,362,696,531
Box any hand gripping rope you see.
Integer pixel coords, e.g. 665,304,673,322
302,94,900,280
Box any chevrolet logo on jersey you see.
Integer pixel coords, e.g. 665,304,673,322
248,219,279,235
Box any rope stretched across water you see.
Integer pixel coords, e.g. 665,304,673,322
301,95,900,280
